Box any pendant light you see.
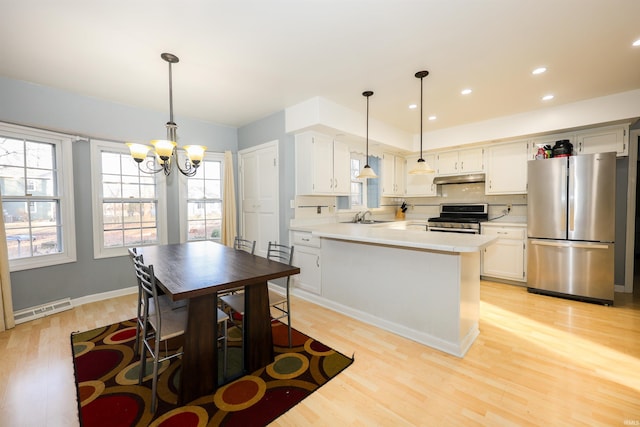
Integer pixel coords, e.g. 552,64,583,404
409,70,435,175
357,90,377,179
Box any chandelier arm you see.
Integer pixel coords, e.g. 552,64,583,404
137,158,165,174
171,147,201,177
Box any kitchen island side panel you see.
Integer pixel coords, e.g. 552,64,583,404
320,238,480,356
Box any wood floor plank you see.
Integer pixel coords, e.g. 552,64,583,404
1,280,639,426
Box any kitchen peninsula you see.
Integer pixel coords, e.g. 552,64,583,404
290,223,495,357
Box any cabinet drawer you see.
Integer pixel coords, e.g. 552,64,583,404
292,231,321,248
481,226,524,240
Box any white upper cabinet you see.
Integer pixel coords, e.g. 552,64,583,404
382,153,406,197
405,154,438,197
436,148,484,175
485,141,528,194
529,132,575,160
575,124,628,156
295,132,351,196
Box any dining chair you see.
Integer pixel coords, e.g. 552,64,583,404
129,248,172,358
133,254,188,413
218,237,257,304
234,236,256,254
220,241,295,347
217,307,230,378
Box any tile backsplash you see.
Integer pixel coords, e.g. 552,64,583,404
293,182,527,221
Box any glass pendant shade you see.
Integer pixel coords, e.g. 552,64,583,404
408,158,434,174
357,164,377,179
183,145,206,165
150,139,177,160
126,143,152,163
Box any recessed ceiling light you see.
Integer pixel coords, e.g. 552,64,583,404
428,115,437,121
461,88,472,95
532,67,547,75
633,39,640,47
542,94,554,101
408,104,418,109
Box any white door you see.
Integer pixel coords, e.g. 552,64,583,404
239,141,279,257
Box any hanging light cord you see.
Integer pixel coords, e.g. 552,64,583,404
415,70,429,161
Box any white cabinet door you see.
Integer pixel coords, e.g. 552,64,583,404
483,239,525,281
459,148,484,173
405,154,438,197
485,141,528,194
310,134,334,194
382,153,405,196
436,148,483,175
292,246,321,294
481,225,526,282
436,151,459,175
394,156,406,195
332,140,351,195
295,132,351,196
576,125,628,156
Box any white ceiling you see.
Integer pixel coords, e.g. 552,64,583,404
2,0,640,135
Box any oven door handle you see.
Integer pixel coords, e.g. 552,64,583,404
428,226,479,234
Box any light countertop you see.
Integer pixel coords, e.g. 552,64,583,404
292,222,496,253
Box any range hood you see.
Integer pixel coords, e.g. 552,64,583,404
433,173,486,185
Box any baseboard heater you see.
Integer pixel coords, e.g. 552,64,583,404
13,298,73,324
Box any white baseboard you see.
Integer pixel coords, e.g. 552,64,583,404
72,286,137,307
14,286,137,325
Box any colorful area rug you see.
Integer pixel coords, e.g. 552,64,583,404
71,319,353,426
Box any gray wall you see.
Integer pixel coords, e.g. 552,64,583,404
238,111,295,245
0,76,238,310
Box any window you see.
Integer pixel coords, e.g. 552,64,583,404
338,152,380,210
0,123,76,271
350,156,365,209
178,153,224,242
90,140,167,258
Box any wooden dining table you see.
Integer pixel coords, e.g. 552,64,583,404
136,240,300,404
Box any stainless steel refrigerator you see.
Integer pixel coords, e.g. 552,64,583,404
527,152,616,305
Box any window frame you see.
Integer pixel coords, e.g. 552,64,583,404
178,151,225,243
0,122,77,272
90,139,168,259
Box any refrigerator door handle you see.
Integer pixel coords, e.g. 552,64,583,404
568,159,575,233
530,240,610,250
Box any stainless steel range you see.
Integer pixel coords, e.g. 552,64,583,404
427,203,488,234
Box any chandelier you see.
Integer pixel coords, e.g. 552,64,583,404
127,53,206,177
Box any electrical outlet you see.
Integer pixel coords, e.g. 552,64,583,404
506,204,512,213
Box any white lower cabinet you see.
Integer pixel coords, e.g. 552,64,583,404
291,231,321,294
481,224,526,283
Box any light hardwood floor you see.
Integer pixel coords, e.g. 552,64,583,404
1,280,639,426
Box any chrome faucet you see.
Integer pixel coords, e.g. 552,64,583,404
353,211,362,223
362,210,372,222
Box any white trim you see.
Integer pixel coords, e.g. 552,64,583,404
0,122,77,272
71,286,137,307
90,139,168,259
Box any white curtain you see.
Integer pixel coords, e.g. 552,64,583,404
0,190,15,331
221,151,237,247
